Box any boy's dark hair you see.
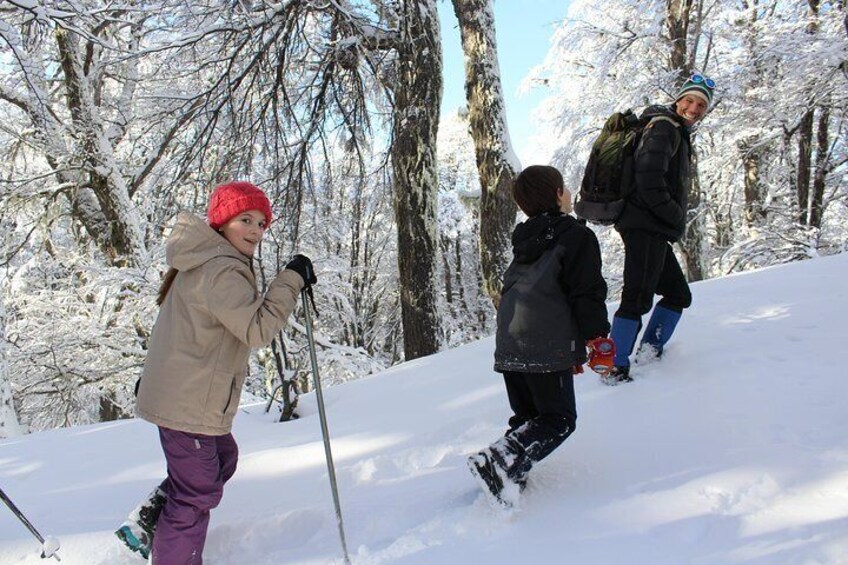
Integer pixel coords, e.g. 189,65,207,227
512,165,563,217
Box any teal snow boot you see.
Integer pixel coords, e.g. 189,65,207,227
115,485,167,559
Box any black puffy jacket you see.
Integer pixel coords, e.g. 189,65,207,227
615,105,692,242
494,212,610,373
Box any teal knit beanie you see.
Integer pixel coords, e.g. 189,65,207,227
675,74,715,108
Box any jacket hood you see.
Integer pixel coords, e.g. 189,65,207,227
166,212,249,271
512,212,575,264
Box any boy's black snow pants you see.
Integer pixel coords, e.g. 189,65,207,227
499,369,576,480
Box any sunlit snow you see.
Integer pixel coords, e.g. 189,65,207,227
1,254,846,564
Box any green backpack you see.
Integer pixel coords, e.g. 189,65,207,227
575,109,679,226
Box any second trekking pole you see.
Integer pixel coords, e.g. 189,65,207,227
301,288,351,565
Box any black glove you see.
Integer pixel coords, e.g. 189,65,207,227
286,254,317,286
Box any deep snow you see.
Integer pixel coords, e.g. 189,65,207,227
1,253,847,564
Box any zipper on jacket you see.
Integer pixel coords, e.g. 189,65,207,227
221,378,237,415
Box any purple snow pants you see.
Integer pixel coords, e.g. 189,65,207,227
152,427,238,565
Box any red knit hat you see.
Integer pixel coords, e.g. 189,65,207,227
207,181,273,230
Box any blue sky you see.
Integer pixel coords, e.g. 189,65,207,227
437,0,571,166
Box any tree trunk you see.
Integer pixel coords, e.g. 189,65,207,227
55,29,146,266
796,109,815,224
666,0,694,77
349,182,366,350
454,238,467,314
451,0,518,307
741,139,767,226
840,1,848,76
739,1,767,227
98,389,128,422
798,0,821,225
391,0,442,360
441,235,454,304
666,0,703,280
810,105,830,229
0,303,23,438
679,151,705,282
680,215,705,282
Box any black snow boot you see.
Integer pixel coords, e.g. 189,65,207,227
467,441,525,509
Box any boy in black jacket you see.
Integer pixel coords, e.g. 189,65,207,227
468,165,611,508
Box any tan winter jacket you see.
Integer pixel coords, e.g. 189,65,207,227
136,213,304,435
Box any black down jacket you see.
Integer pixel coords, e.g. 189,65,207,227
615,105,692,242
494,212,610,373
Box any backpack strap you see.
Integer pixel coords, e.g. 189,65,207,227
647,115,680,129
644,116,682,156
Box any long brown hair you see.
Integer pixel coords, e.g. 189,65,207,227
157,267,179,306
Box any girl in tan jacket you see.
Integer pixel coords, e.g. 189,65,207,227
117,182,316,564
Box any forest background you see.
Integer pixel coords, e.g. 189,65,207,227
0,0,845,435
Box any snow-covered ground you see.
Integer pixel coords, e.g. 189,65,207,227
2,254,847,564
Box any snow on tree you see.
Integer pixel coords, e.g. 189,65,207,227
0,1,210,425
528,0,848,283
436,109,495,346
0,0,457,430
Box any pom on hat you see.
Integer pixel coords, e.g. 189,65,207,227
207,182,273,230
675,74,715,109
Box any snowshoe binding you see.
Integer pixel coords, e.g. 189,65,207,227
115,485,167,559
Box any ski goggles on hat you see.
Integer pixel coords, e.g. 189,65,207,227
690,74,716,89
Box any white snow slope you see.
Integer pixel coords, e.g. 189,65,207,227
1,254,847,564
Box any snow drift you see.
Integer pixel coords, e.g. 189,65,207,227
1,254,847,564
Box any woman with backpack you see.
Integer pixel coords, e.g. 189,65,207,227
606,74,716,384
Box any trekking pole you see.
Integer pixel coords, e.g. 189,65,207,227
301,288,351,565
0,487,61,561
